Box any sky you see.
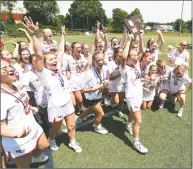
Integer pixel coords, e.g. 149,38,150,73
14,1,192,23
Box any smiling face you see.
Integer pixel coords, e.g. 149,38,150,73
82,44,90,55
128,49,139,66
178,41,187,52
1,59,17,84
45,53,58,71
111,38,118,49
1,50,15,63
20,49,30,64
149,66,157,76
93,52,104,70
20,41,27,50
150,42,158,53
43,29,53,41
141,53,153,66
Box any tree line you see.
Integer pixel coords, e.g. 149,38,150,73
1,0,192,34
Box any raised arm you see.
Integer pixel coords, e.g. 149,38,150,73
94,21,101,49
138,30,145,58
18,27,32,43
103,26,108,52
156,28,165,52
57,25,65,69
12,42,20,60
121,34,132,70
119,26,127,48
23,16,44,72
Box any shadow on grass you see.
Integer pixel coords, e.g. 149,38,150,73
164,101,178,114
102,116,133,149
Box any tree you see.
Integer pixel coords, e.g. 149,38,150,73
1,0,17,12
53,15,66,27
66,0,108,31
23,0,59,25
128,8,143,23
185,20,192,33
112,8,129,33
174,18,184,32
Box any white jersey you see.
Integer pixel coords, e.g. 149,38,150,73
158,67,172,91
41,39,57,53
108,60,125,92
169,71,191,95
84,66,108,100
63,54,88,91
121,65,143,99
20,69,48,108
142,79,157,101
150,49,159,65
36,68,71,108
1,85,40,147
106,47,114,61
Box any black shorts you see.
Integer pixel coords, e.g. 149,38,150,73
83,95,102,108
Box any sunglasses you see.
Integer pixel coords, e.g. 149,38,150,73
181,45,187,47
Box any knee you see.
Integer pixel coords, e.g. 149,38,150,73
134,121,141,127
96,111,104,118
159,93,166,100
44,139,50,149
67,124,75,132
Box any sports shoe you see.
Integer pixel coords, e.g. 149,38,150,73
48,138,59,151
7,159,15,165
125,124,133,135
69,142,82,153
118,111,124,118
177,108,183,118
159,101,165,109
31,153,49,164
75,117,82,127
94,126,108,134
133,141,148,154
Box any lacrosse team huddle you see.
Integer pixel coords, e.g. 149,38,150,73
0,16,192,168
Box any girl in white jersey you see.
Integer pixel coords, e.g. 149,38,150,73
121,38,148,154
63,42,88,114
1,59,49,168
156,60,171,109
168,65,192,117
23,16,82,153
141,65,158,110
76,51,109,134
108,47,125,117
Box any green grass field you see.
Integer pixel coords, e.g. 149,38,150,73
4,34,192,168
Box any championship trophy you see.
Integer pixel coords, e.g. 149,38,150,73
123,15,143,40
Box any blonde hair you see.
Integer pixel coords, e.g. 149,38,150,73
43,51,56,64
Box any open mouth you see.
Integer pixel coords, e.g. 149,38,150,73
8,70,15,76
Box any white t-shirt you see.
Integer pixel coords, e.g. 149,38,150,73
36,68,71,108
120,65,143,99
173,49,189,63
1,85,39,147
84,66,108,100
169,71,191,94
20,69,48,108
108,60,125,89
